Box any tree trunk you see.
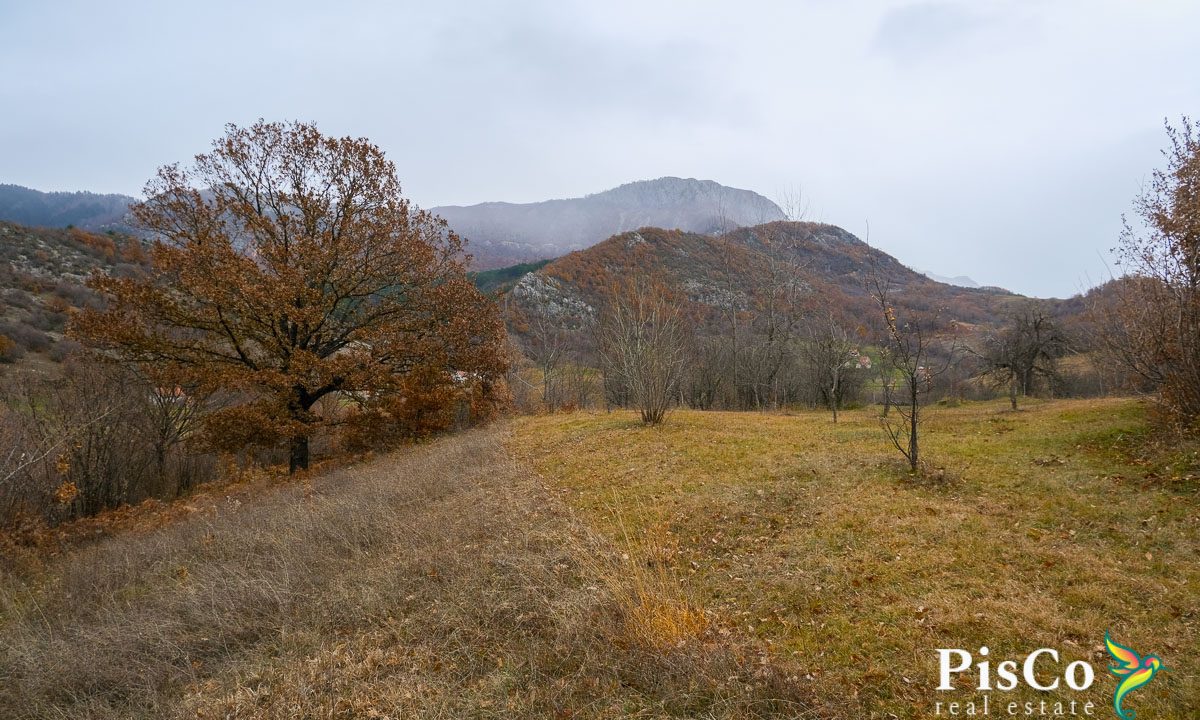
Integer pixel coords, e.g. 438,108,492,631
1009,374,1018,410
831,369,840,423
289,435,310,473
908,387,920,471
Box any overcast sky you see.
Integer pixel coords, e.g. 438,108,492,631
3,1,1197,297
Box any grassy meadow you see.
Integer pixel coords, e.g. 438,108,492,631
1,397,1196,718
510,398,1199,718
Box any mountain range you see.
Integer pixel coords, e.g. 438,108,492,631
0,178,991,296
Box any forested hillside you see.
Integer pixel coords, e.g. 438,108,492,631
0,185,135,232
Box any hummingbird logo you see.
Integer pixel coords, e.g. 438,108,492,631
1106,631,1168,719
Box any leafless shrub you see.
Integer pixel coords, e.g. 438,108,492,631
869,269,959,472
0,321,51,353
598,279,690,424
0,360,217,526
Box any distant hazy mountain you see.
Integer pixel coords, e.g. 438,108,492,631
432,177,787,269
0,184,137,232
920,269,981,289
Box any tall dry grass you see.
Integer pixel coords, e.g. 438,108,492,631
0,427,807,719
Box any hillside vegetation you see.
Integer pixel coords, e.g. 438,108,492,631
0,221,146,364
470,259,551,295
509,222,1017,337
0,185,135,233
510,398,1198,719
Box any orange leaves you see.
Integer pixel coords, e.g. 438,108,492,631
71,122,508,469
53,480,79,505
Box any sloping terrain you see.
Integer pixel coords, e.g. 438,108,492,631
435,177,787,269
0,427,803,719
470,259,551,295
507,220,1018,335
0,185,136,233
0,221,147,363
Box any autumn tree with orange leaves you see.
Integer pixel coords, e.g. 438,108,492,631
72,121,507,472
1098,118,1200,426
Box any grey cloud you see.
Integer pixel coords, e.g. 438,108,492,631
872,2,1000,63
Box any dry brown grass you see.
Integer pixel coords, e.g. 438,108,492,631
0,428,807,719
511,399,1200,719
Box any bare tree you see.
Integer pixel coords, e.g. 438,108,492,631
525,303,569,409
973,304,1068,409
776,183,810,222
598,279,690,425
715,232,747,406
869,271,958,472
799,311,867,422
747,237,808,408
135,375,209,495
685,335,730,410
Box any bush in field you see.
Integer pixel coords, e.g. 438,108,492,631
0,335,22,364
0,322,51,353
598,278,689,425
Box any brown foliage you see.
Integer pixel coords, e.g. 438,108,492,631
341,364,508,449
0,361,219,526
71,120,507,471
1100,117,1200,426
0,334,18,363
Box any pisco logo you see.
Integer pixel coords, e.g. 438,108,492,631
1105,632,1168,720
931,633,1170,718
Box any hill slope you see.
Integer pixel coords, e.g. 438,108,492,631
507,220,1016,333
0,184,136,233
434,177,787,269
0,428,801,718
0,221,147,363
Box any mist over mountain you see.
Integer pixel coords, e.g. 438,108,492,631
919,269,981,289
0,184,136,233
432,177,787,269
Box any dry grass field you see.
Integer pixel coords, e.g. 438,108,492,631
511,398,1199,719
0,429,801,719
1,397,1196,719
